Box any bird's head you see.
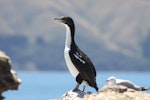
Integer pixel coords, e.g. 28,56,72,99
54,16,75,36
106,76,117,85
54,16,74,27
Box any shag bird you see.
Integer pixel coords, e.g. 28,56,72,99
54,16,98,92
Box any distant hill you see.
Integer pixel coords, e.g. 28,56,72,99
0,0,150,71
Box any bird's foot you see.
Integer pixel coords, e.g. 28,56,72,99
73,88,81,92
73,83,81,92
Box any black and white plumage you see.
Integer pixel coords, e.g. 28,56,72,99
54,16,98,92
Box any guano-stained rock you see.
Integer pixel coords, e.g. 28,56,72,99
61,85,150,100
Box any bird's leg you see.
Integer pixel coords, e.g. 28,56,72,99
73,83,80,91
82,86,85,92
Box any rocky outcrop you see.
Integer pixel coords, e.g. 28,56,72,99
0,51,21,100
61,85,150,100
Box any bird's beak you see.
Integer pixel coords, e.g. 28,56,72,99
54,17,63,22
105,79,109,82
54,16,66,24
54,17,60,20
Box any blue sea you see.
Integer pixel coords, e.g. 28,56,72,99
3,71,150,100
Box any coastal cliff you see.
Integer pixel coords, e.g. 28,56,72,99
61,85,150,100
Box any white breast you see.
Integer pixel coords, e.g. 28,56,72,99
63,24,79,78
64,47,79,78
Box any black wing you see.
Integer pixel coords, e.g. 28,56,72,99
69,44,97,86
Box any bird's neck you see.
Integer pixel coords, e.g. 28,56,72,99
64,24,75,49
109,80,116,85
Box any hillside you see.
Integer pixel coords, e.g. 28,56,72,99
0,0,150,71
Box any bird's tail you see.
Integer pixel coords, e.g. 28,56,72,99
141,87,150,91
94,84,99,92
95,87,99,92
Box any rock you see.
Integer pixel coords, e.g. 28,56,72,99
0,51,21,100
61,85,150,100
61,90,93,100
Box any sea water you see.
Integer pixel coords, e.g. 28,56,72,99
3,71,150,100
